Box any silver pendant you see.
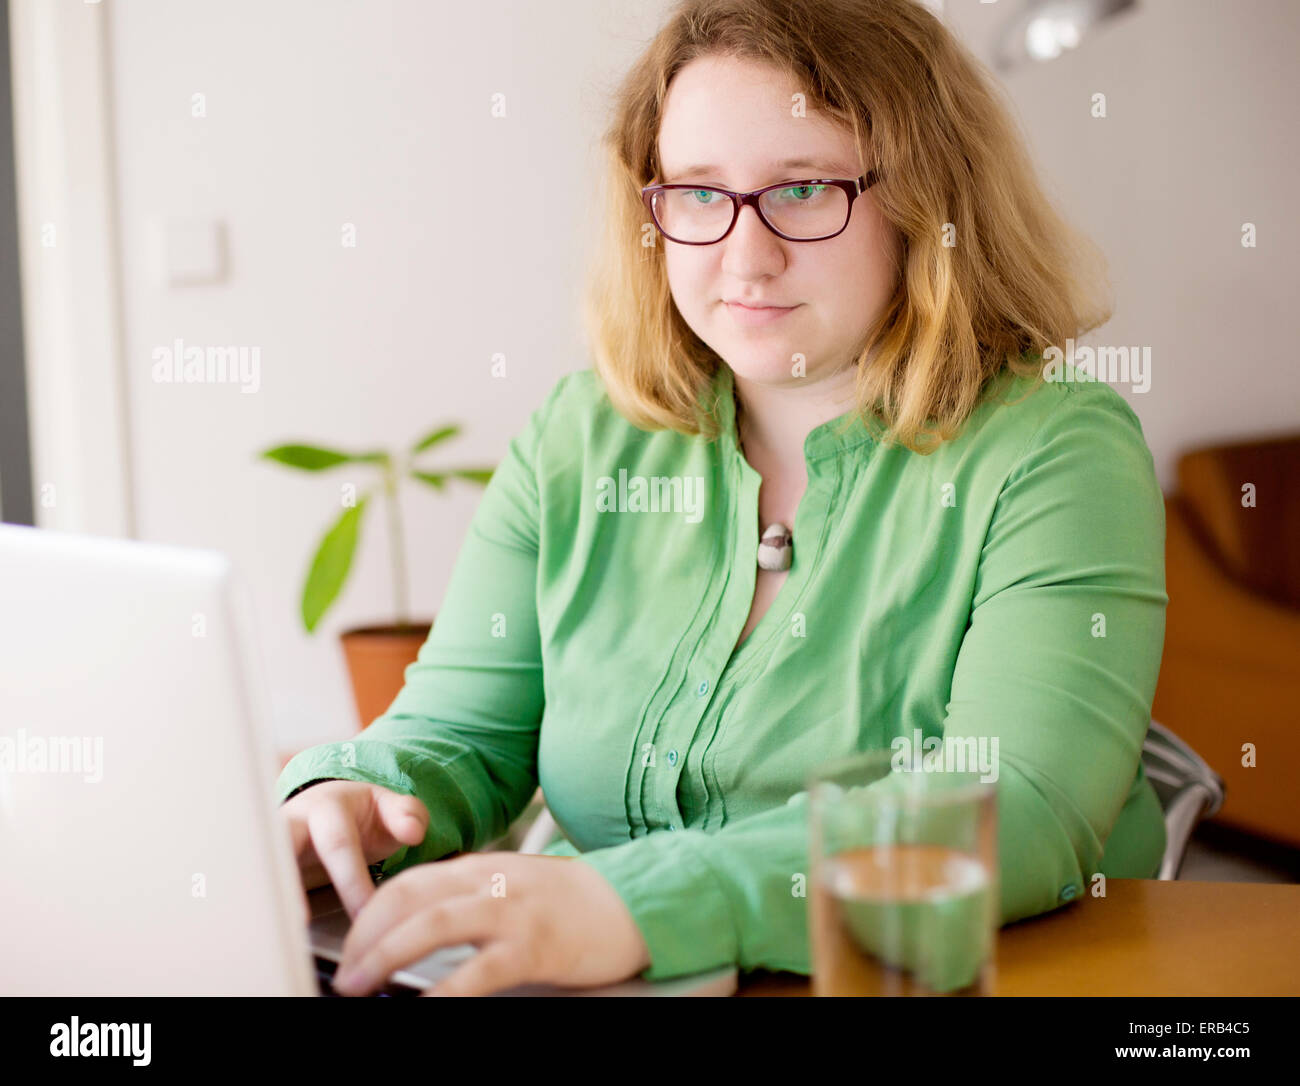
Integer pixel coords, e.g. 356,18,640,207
758,523,793,571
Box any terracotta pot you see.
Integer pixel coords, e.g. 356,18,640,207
339,621,433,730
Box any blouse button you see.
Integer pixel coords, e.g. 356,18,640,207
1060,884,1079,901
667,749,679,766
697,679,709,696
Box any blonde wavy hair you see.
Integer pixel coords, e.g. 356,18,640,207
581,0,1113,453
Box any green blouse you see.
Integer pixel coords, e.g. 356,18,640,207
276,360,1168,981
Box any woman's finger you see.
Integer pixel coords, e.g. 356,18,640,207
306,798,375,921
335,892,499,996
421,942,527,998
339,859,484,964
284,805,323,886
286,805,310,860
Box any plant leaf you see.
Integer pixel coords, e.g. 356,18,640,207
448,467,495,485
410,424,461,455
261,444,388,471
410,471,447,491
301,496,368,633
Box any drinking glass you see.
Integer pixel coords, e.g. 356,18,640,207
807,746,998,996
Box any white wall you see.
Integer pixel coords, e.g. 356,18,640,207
944,0,1300,479
101,0,663,750
18,0,1299,752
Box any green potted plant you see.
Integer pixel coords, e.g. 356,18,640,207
258,424,494,729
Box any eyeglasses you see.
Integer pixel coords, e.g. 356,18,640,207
641,170,879,245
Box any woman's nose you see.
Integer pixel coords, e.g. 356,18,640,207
721,203,787,271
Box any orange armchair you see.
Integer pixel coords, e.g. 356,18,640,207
1152,434,1300,848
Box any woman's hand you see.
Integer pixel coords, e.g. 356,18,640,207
331,852,652,996
281,779,430,922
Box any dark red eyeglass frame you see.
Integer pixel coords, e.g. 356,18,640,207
640,169,881,244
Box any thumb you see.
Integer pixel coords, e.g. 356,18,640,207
376,788,429,846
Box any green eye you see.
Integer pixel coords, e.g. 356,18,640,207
689,190,722,205
780,184,825,201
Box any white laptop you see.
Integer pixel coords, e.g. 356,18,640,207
0,523,737,997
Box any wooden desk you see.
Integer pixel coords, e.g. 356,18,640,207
737,878,1300,996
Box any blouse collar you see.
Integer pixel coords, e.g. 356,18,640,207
708,362,877,465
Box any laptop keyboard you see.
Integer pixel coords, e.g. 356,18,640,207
315,955,423,998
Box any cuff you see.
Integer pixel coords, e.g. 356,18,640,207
574,829,738,981
275,743,464,872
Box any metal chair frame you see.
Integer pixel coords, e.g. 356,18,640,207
1141,718,1226,880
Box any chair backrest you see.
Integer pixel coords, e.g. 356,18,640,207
1141,719,1226,880
1176,433,1300,608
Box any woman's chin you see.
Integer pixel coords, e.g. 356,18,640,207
722,354,808,384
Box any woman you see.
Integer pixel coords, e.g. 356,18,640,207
279,0,1168,996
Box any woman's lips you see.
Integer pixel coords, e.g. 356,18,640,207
725,301,800,327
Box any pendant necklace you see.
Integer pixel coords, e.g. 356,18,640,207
734,382,793,571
